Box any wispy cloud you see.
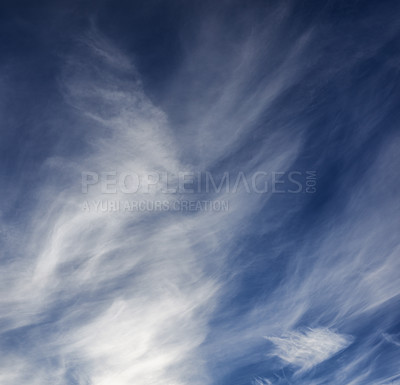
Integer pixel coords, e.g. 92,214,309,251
266,328,353,373
0,16,306,383
1,2,400,385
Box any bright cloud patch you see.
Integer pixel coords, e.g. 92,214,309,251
266,328,353,373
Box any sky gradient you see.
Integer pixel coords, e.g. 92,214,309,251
0,1,400,384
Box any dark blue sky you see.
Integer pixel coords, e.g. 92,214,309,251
1,1,400,384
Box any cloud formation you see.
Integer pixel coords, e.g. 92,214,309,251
1,1,400,385
266,328,353,373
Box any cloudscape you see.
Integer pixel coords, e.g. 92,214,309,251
0,1,399,384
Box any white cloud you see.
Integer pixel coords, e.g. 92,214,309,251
2,3,399,385
0,17,306,384
266,328,353,373
253,377,272,385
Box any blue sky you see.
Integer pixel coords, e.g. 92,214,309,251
0,1,400,384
